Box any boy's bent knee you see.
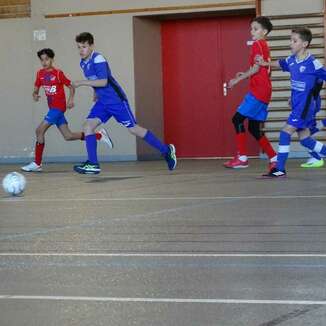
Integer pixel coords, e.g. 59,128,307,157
128,127,138,136
63,135,73,141
128,125,147,138
282,125,295,135
83,123,95,134
36,127,44,137
232,113,246,133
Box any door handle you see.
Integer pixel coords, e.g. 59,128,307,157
223,82,228,96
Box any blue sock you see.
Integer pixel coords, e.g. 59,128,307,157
300,137,326,156
277,131,291,171
309,126,319,136
85,134,98,164
143,131,169,154
309,151,322,160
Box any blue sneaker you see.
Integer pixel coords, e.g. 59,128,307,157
74,161,101,174
164,144,177,171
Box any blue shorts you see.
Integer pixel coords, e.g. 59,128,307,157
237,93,268,122
287,112,315,130
44,108,68,127
87,100,137,128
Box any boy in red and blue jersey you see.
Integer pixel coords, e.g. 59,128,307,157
72,32,176,174
21,48,112,172
224,16,277,170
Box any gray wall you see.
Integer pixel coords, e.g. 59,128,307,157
134,17,164,160
0,0,322,162
0,0,255,162
262,0,323,15
0,19,34,162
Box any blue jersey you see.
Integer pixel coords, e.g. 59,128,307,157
279,54,326,120
313,79,323,113
80,51,127,104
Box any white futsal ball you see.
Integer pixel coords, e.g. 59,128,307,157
2,172,26,196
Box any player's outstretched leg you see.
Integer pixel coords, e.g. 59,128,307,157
74,119,102,174
262,130,290,178
224,112,248,169
300,123,324,168
248,120,277,171
128,125,177,171
58,124,114,149
300,136,326,159
21,121,51,172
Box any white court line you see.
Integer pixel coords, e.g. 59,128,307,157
0,295,325,305
1,194,326,202
1,253,326,257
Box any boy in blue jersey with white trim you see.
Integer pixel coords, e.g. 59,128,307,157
71,32,176,174
257,27,326,178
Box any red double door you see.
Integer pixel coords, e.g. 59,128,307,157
162,15,259,158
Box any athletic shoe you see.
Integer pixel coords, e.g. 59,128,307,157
223,155,248,169
300,158,324,168
262,167,287,178
98,128,114,149
73,161,101,174
268,161,277,172
21,162,42,172
164,144,177,171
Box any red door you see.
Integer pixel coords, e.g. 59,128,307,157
162,15,259,158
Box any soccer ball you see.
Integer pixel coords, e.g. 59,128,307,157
2,172,26,196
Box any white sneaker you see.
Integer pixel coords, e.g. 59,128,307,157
98,128,114,149
21,162,42,172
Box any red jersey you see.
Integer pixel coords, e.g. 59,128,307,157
34,68,71,112
249,39,272,104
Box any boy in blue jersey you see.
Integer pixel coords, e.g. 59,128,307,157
257,27,326,178
71,32,176,174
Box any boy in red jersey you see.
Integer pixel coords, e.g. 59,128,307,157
22,48,113,172
224,16,277,170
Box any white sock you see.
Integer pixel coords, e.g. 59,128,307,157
270,155,277,163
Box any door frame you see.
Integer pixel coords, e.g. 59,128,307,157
133,9,256,160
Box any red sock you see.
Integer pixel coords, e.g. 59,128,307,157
259,135,276,159
236,132,247,156
81,132,101,140
35,142,45,165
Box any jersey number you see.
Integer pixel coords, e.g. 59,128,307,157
44,85,57,94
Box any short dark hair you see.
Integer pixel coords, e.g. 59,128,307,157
75,32,94,45
252,16,273,35
37,48,55,59
292,27,312,47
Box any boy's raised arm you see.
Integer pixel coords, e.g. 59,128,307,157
228,65,260,89
66,85,75,109
32,86,40,102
